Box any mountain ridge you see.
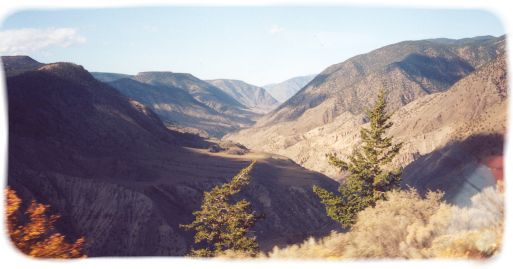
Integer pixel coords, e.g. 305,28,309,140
256,35,505,128
263,74,316,103
207,79,279,114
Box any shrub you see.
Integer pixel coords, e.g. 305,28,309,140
266,186,503,259
6,187,86,258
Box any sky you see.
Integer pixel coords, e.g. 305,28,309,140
0,7,506,86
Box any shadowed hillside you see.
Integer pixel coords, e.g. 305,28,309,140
4,56,340,256
94,71,262,137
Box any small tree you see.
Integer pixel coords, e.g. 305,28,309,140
313,89,402,229
6,187,86,258
180,161,260,257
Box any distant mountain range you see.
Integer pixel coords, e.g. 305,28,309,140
226,35,507,205
207,79,279,114
92,72,278,137
263,74,316,103
90,72,132,82
3,55,339,256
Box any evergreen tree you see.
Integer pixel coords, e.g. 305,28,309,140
313,89,402,229
180,161,260,257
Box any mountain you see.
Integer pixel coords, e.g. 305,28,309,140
263,74,316,103
395,52,507,205
225,36,506,204
108,77,239,137
1,55,43,76
95,71,263,138
207,79,279,113
133,72,246,113
132,72,259,135
4,56,340,256
91,72,133,82
255,35,504,129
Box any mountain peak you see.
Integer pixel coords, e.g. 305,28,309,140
1,55,43,76
38,62,96,83
1,55,40,64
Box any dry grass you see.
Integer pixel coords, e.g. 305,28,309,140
263,186,503,259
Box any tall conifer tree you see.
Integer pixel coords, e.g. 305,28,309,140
313,89,402,228
181,161,260,257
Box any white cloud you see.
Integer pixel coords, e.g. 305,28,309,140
269,25,285,35
0,28,86,55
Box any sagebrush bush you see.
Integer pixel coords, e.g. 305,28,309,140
265,186,503,259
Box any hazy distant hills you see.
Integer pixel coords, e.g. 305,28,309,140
133,72,246,113
106,75,246,137
4,56,339,256
94,71,271,137
207,79,279,113
226,35,507,204
91,72,132,82
263,74,315,103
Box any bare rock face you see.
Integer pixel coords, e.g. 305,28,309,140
5,57,340,256
225,36,507,205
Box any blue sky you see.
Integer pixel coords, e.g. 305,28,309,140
0,7,505,85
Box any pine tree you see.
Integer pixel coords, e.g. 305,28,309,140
180,161,260,257
6,187,86,258
313,89,402,229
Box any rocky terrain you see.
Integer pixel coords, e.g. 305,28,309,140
226,36,507,205
207,79,279,113
4,56,340,256
263,74,315,103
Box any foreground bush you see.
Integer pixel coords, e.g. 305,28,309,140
266,186,503,259
6,188,86,258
